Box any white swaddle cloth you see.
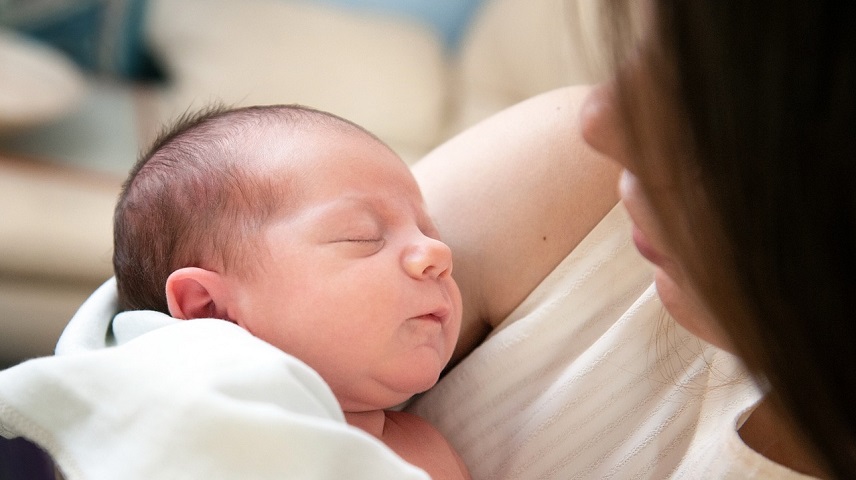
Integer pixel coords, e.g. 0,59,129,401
407,204,794,479
0,280,429,479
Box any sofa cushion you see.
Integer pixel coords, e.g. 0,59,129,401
448,0,608,135
146,0,449,162
311,0,485,51
0,29,85,131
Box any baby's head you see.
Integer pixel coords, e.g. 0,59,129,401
115,104,462,411
115,104,377,313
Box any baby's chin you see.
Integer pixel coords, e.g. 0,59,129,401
339,369,443,412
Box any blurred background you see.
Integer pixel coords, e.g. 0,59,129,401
0,0,607,367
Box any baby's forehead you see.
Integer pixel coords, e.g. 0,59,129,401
243,120,379,165
265,162,425,218
229,115,415,204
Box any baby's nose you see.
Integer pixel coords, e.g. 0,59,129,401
402,236,453,280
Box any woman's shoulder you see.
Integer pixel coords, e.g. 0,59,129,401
414,86,621,363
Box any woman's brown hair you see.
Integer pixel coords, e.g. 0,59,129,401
604,1,856,477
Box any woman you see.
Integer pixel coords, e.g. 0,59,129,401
590,2,855,477
412,1,854,478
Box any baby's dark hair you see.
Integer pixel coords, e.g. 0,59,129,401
114,104,380,313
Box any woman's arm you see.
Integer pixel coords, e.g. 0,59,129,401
413,86,620,363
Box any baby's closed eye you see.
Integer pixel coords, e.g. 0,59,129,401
341,237,382,243
331,235,385,255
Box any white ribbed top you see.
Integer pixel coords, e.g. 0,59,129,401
409,205,815,479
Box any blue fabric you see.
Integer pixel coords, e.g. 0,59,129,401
312,0,486,51
0,0,485,79
0,0,160,80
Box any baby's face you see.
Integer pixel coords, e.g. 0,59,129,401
229,127,462,412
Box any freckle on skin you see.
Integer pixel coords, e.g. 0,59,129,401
542,236,547,241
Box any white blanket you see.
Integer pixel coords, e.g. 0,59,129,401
0,279,428,479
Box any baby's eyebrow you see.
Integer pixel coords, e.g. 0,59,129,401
311,192,426,231
309,198,384,227
336,194,408,218
321,196,376,216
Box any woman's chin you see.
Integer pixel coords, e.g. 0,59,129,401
653,269,733,352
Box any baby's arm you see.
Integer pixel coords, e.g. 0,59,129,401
413,86,620,363
381,410,471,480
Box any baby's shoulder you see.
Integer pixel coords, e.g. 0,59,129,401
382,410,449,451
384,410,436,434
383,410,471,480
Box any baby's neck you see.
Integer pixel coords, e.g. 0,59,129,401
344,409,388,439
345,409,471,480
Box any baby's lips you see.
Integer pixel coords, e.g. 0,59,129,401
412,304,450,324
431,303,454,324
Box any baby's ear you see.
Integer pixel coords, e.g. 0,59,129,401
165,267,232,321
